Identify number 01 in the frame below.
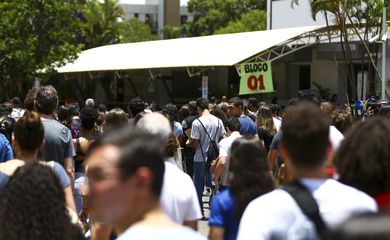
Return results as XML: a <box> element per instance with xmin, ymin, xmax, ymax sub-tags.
<box><xmin>247</xmin><ymin>75</ymin><xmax>265</xmax><ymax>91</ymax></box>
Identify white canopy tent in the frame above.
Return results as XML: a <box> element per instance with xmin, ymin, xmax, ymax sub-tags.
<box><xmin>57</xmin><ymin>25</ymin><xmax>336</xmax><ymax>77</ymax></box>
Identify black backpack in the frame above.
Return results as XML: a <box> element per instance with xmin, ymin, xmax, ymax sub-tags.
<box><xmin>197</xmin><ymin>119</ymin><xmax>220</xmax><ymax>168</ymax></box>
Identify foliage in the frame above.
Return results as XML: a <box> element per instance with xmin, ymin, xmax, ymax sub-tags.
<box><xmin>312</xmin><ymin>82</ymin><xmax>331</xmax><ymax>100</ymax></box>
<box><xmin>119</xmin><ymin>19</ymin><xmax>158</xmax><ymax>43</ymax></box>
<box><xmin>0</xmin><ymin>0</ymin><xmax>83</xmax><ymax>97</ymax></box>
<box><xmin>216</xmin><ymin>10</ymin><xmax>266</xmax><ymax>34</ymax></box>
<box><xmin>187</xmin><ymin>0</ymin><xmax>267</xmax><ymax>36</ymax></box>
<box><xmin>162</xmin><ymin>26</ymin><xmax>182</xmax><ymax>39</ymax></box>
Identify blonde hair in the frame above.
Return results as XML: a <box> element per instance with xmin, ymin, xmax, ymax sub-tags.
<box><xmin>256</xmin><ymin>106</ymin><xmax>276</xmax><ymax>135</ymax></box>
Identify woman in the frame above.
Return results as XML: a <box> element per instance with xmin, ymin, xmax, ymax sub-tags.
<box><xmin>0</xmin><ymin>112</ymin><xmax>76</xmax><ymax>212</ymax></box>
<box><xmin>0</xmin><ymin>163</ymin><xmax>83</xmax><ymax>240</ymax></box>
<box><xmin>335</xmin><ymin>117</ymin><xmax>390</xmax><ymax>210</ymax></box>
<box><xmin>103</xmin><ymin>108</ymin><xmax>128</xmax><ymax>132</ymax></box>
<box><xmin>73</xmin><ymin>107</ymin><xmax>99</xmax><ymax>214</ymax></box>
<box><xmin>256</xmin><ymin>106</ymin><xmax>277</xmax><ymax>151</ymax></box>
<box><xmin>208</xmin><ymin>137</ymin><xmax>274</xmax><ymax>240</ymax></box>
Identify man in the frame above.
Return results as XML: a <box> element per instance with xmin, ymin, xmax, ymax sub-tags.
<box><xmin>86</xmin><ymin>128</ymin><xmax>205</xmax><ymax>240</ymax></box>
<box><xmin>127</xmin><ymin>96</ymin><xmax>145</xmax><ymax>125</ymax></box>
<box><xmin>181</xmin><ymin>101</ymin><xmax>198</xmax><ymax>177</ymax></box>
<box><xmin>187</xmin><ymin>98</ymin><xmax>225</xmax><ymax>217</ymax></box>
<box><xmin>137</xmin><ymin>113</ymin><xmax>202</xmax><ymax>230</ymax></box>
<box><xmin>247</xmin><ymin>97</ymin><xmax>259</xmax><ymax>122</ymax></box>
<box><xmin>237</xmin><ymin>102</ymin><xmax>377</xmax><ymax>240</ymax></box>
<box><xmin>213</xmin><ymin>118</ymin><xmax>241</xmax><ymax>190</ymax></box>
<box><xmin>85</xmin><ymin>98</ymin><xmax>95</xmax><ymax>108</ymax></box>
<box><xmin>227</xmin><ymin>97</ymin><xmax>257</xmax><ymax>136</ymax></box>
<box><xmin>35</xmin><ymin>86</ymin><xmax>75</xmax><ymax>182</ymax></box>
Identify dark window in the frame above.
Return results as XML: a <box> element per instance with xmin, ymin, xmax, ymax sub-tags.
<box><xmin>299</xmin><ymin>65</ymin><xmax>311</xmax><ymax>90</ymax></box>
<box><xmin>134</xmin><ymin>13</ymin><xmax>139</xmax><ymax>19</ymax></box>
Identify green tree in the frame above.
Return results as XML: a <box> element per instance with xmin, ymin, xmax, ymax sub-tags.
<box><xmin>215</xmin><ymin>10</ymin><xmax>266</xmax><ymax>34</ymax></box>
<box><xmin>119</xmin><ymin>19</ymin><xmax>159</xmax><ymax>43</ymax></box>
<box><xmin>162</xmin><ymin>26</ymin><xmax>182</xmax><ymax>39</ymax></box>
<box><xmin>0</xmin><ymin>0</ymin><xmax>83</xmax><ymax>98</ymax></box>
<box><xmin>187</xmin><ymin>0</ymin><xmax>267</xmax><ymax>36</ymax></box>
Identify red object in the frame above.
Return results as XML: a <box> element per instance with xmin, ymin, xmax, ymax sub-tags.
<box><xmin>374</xmin><ymin>193</ymin><xmax>390</xmax><ymax>210</ymax></box>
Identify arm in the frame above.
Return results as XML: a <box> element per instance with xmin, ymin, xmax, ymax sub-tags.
<box><xmin>186</xmin><ymin>138</ymin><xmax>199</xmax><ymax>148</ymax></box>
<box><xmin>183</xmin><ymin>220</ymin><xmax>198</xmax><ymax>231</ymax></box>
<box><xmin>213</xmin><ymin>157</ymin><xmax>227</xmax><ymax>190</ymax></box>
<box><xmin>209</xmin><ymin>226</ymin><xmax>225</xmax><ymax>240</ymax></box>
<box><xmin>64</xmin><ymin>157</ymin><xmax>75</xmax><ymax>188</ymax></box>
<box><xmin>64</xmin><ymin>185</ymin><xmax>76</xmax><ymax>213</ymax></box>
<box><xmin>91</xmin><ymin>222</ymin><xmax>113</xmax><ymax>240</ymax></box>
<box><xmin>267</xmin><ymin>149</ymin><xmax>277</xmax><ymax>172</ymax></box>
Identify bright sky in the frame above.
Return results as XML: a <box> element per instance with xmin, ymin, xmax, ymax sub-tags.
<box><xmin>119</xmin><ymin>0</ymin><xmax>189</xmax><ymax>6</ymax></box>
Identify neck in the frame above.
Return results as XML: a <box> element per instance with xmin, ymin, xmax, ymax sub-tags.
<box><xmin>80</xmin><ymin>128</ymin><xmax>95</xmax><ymax>139</ymax></box>
<box><xmin>201</xmin><ymin>109</ymin><xmax>210</xmax><ymax>116</ymax></box>
<box><xmin>40</xmin><ymin>113</ymin><xmax>54</xmax><ymax>120</ymax></box>
<box><xmin>114</xmin><ymin>200</ymin><xmax>160</xmax><ymax>235</ymax></box>
<box><xmin>17</xmin><ymin>151</ymin><xmax>39</xmax><ymax>163</ymax></box>
<box><xmin>289</xmin><ymin>166</ymin><xmax>327</xmax><ymax>181</ymax></box>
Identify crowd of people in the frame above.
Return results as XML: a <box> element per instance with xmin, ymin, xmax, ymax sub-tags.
<box><xmin>0</xmin><ymin>85</ymin><xmax>389</xmax><ymax>240</ymax></box>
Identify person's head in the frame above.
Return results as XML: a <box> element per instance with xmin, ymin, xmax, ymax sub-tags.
<box><xmin>297</xmin><ymin>89</ymin><xmax>322</xmax><ymax>106</ymax></box>
<box><xmin>321</xmin><ymin>101</ymin><xmax>335</xmax><ymax>119</ymax></box>
<box><xmin>13</xmin><ymin>112</ymin><xmax>44</xmax><ymax>157</ymax></box>
<box><xmin>280</xmin><ymin>102</ymin><xmax>330</xmax><ymax>173</ymax></box>
<box><xmin>57</xmin><ymin>105</ymin><xmax>73</xmax><ymax>126</ymax></box>
<box><xmin>330</xmin><ymin>212</ymin><xmax>390</xmax><ymax>240</ymax></box>
<box><xmin>227</xmin><ymin>97</ymin><xmax>243</xmax><ymax>117</ymax></box>
<box><xmin>378</xmin><ymin>105</ymin><xmax>390</xmax><ymax>118</ymax></box>
<box><xmin>136</xmin><ymin>112</ymin><xmax>172</xmax><ymax>144</ymax></box>
<box><xmin>35</xmin><ymin>85</ymin><xmax>58</xmax><ymax>115</ymax></box>
<box><xmin>210</xmin><ymin>96</ymin><xmax>217</xmax><ymax>104</ymax></box>
<box><xmin>211</xmin><ymin>107</ymin><xmax>228</xmax><ymax>125</ymax></box>
<box><xmin>229</xmin><ymin>137</ymin><xmax>274</xmax><ymax>220</ymax></box>
<box><xmin>225</xmin><ymin>117</ymin><xmax>240</xmax><ymax>134</ymax></box>
<box><xmin>221</xmin><ymin>96</ymin><xmax>227</xmax><ymax>102</ymax></box>
<box><xmin>80</xmin><ymin>107</ymin><xmax>99</xmax><ymax>130</ymax></box>
<box><xmin>188</xmin><ymin>101</ymin><xmax>198</xmax><ymax>115</ymax></box>
<box><xmin>196</xmin><ymin>98</ymin><xmax>209</xmax><ymax>113</ymax></box>
<box><xmin>248</xmin><ymin>97</ymin><xmax>259</xmax><ymax>112</ymax></box>
<box><xmin>86</xmin><ymin>128</ymin><xmax>165</xmax><ymax>226</ymax></box>
<box><xmin>0</xmin><ymin>163</ymin><xmax>82</xmax><ymax>240</ymax></box>
<box><xmin>331</xmin><ymin>107</ymin><xmax>354</xmax><ymax>134</ymax></box>
<box><xmin>256</xmin><ymin>106</ymin><xmax>276</xmax><ymax>135</ymax></box>
<box><xmin>0</xmin><ymin>117</ymin><xmax>15</xmax><ymax>144</ymax></box>
<box><xmin>103</xmin><ymin>108</ymin><xmax>128</xmax><ymax>132</ymax></box>
<box><xmin>334</xmin><ymin>117</ymin><xmax>390</xmax><ymax>197</ymax></box>
<box><xmin>161</xmin><ymin>103</ymin><xmax>178</xmax><ymax>122</ymax></box>
<box><xmin>24</xmin><ymin>87</ymin><xmax>39</xmax><ymax>112</ymax></box>
<box><xmin>128</xmin><ymin>97</ymin><xmax>145</xmax><ymax>118</ymax></box>
<box><xmin>179</xmin><ymin>104</ymin><xmax>190</xmax><ymax>122</ymax></box>
<box><xmin>165</xmin><ymin>133</ymin><xmax>180</xmax><ymax>158</ymax></box>
<box><xmin>269</xmin><ymin>103</ymin><xmax>280</xmax><ymax>117</ymax></box>
<box><xmin>10</xmin><ymin>97</ymin><xmax>22</xmax><ymax>108</ymax></box>
<box><xmin>85</xmin><ymin>98</ymin><xmax>95</xmax><ymax>108</ymax></box>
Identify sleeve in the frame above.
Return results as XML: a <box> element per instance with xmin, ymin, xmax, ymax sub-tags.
<box><xmin>269</xmin><ymin>131</ymin><xmax>282</xmax><ymax>150</ymax></box>
<box><xmin>184</xmin><ymin>177</ymin><xmax>203</xmax><ymax>221</ymax></box>
<box><xmin>52</xmin><ymin>162</ymin><xmax>71</xmax><ymax>188</ymax></box>
<box><xmin>190</xmin><ymin>121</ymin><xmax>200</xmax><ymax>140</ymax></box>
<box><xmin>208</xmin><ymin>195</ymin><xmax>225</xmax><ymax>227</ymax></box>
<box><xmin>5</xmin><ymin>138</ymin><xmax>13</xmax><ymax>161</ymax></box>
<box><xmin>219</xmin><ymin>119</ymin><xmax>226</xmax><ymax>137</ymax></box>
<box><xmin>218</xmin><ymin>140</ymin><xmax>228</xmax><ymax>158</ymax></box>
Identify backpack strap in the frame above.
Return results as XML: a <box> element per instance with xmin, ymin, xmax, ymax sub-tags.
<box><xmin>282</xmin><ymin>181</ymin><xmax>329</xmax><ymax>239</ymax></box>
<box><xmin>196</xmin><ymin>118</ymin><xmax>220</xmax><ymax>164</ymax></box>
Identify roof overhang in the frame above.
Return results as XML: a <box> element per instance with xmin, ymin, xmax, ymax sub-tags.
<box><xmin>56</xmin><ymin>25</ymin><xmax>363</xmax><ymax>77</ymax></box>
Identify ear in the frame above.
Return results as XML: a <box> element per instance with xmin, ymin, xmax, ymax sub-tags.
<box><xmin>131</xmin><ymin>167</ymin><xmax>154</xmax><ymax>194</ymax></box>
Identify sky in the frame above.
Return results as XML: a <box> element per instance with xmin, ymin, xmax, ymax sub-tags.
<box><xmin>119</xmin><ymin>0</ymin><xmax>189</xmax><ymax>6</ymax></box>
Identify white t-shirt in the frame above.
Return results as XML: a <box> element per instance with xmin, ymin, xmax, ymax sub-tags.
<box><xmin>218</xmin><ymin>132</ymin><xmax>242</xmax><ymax>186</ymax></box>
<box><xmin>329</xmin><ymin>125</ymin><xmax>344</xmax><ymax>151</ymax></box>
<box><xmin>160</xmin><ymin>159</ymin><xmax>202</xmax><ymax>224</ymax></box>
<box><xmin>237</xmin><ymin>179</ymin><xmax>377</xmax><ymax>240</ymax></box>
<box><xmin>191</xmin><ymin>114</ymin><xmax>225</xmax><ymax>163</ymax></box>
<box><xmin>117</xmin><ymin>225</ymin><xmax>206</xmax><ymax>240</ymax></box>
<box><xmin>273</xmin><ymin>117</ymin><xmax>282</xmax><ymax>132</ymax></box>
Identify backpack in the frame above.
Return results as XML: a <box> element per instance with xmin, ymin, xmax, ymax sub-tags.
<box><xmin>197</xmin><ymin>119</ymin><xmax>220</xmax><ymax>168</ymax></box>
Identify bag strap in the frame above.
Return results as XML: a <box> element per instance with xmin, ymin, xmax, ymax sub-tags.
<box><xmin>282</xmin><ymin>181</ymin><xmax>328</xmax><ymax>239</ymax></box>
<box><xmin>196</xmin><ymin>118</ymin><xmax>220</xmax><ymax>164</ymax></box>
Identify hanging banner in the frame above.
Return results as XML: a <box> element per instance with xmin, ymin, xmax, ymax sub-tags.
<box><xmin>202</xmin><ymin>75</ymin><xmax>208</xmax><ymax>98</ymax></box>
<box><xmin>239</xmin><ymin>61</ymin><xmax>274</xmax><ymax>95</ymax></box>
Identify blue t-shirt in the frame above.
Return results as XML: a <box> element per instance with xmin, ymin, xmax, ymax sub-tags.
<box><xmin>209</xmin><ymin>188</ymin><xmax>238</xmax><ymax>240</ymax></box>
<box><xmin>238</xmin><ymin>116</ymin><xmax>257</xmax><ymax>136</ymax></box>
<box><xmin>0</xmin><ymin>133</ymin><xmax>13</xmax><ymax>163</ymax></box>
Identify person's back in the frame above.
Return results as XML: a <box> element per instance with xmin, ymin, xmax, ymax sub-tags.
<box><xmin>237</xmin><ymin>102</ymin><xmax>377</xmax><ymax>240</ymax></box>
<box><xmin>117</xmin><ymin>225</ymin><xmax>205</xmax><ymax>240</ymax></box>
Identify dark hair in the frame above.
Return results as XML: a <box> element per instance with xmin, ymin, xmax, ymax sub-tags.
<box><xmin>330</xmin><ymin>212</ymin><xmax>390</xmax><ymax>240</ymax></box>
<box><xmin>128</xmin><ymin>97</ymin><xmax>145</xmax><ymax>117</ymax></box>
<box><xmin>334</xmin><ymin>117</ymin><xmax>390</xmax><ymax>197</ymax></box>
<box><xmin>0</xmin><ymin>117</ymin><xmax>15</xmax><ymax>144</ymax></box>
<box><xmin>165</xmin><ymin>133</ymin><xmax>179</xmax><ymax>157</ymax></box>
<box><xmin>35</xmin><ymin>86</ymin><xmax>58</xmax><ymax>115</ymax></box>
<box><xmin>97</xmin><ymin>104</ymin><xmax>107</xmax><ymax>112</ymax></box>
<box><xmin>0</xmin><ymin>164</ymin><xmax>83</xmax><ymax>240</ymax></box>
<box><xmin>196</xmin><ymin>98</ymin><xmax>209</xmax><ymax>111</ymax></box>
<box><xmin>90</xmin><ymin>127</ymin><xmax>165</xmax><ymax>198</ymax></box>
<box><xmin>11</xmin><ymin>97</ymin><xmax>22</xmax><ymax>108</ymax></box>
<box><xmin>57</xmin><ymin>105</ymin><xmax>73</xmax><ymax>126</ymax></box>
<box><xmin>230</xmin><ymin>137</ymin><xmax>274</xmax><ymax>220</ymax></box>
<box><xmin>297</xmin><ymin>89</ymin><xmax>322</xmax><ymax>106</ymax></box>
<box><xmin>103</xmin><ymin>108</ymin><xmax>128</xmax><ymax>132</ymax></box>
<box><xmin>248</xmin><ymin>98</ymin><xmax>259</xmax><ymax>109</ymax></box>
<box><xmin>188</xmin><ymin>101</ymin><xmax>197</xmax><ymax>114</ymax></box>
<box><xmin>225</xmin><ymin>117</ymin><xmax>240</xmax><ymax>132</ymax></box>
<box><xmin>161</xmin><ymin>103</ymin><xmax>178</xmax><ymax>122</ymax></box>
<box><xmin>179</xmin><ymin>104</ymin><xmax>190</xmax><ymax>122</ymax></box>
<box><xmin>228</xmin><ymin>97</ymin><xmax>243</xmax><ymax>108</ymax></box>
<box><xmin>378</xmin><ymin>105</ymin><xmax>390</xmax><ymax>118</ymax></box>
<box><xmin>281</xmin><ymin>102</ymin><xmax>330</xmax><ymax>168</ymax></box>
<box><xmin>212</xmin><ymin>107</ymin><xmax>228</xmax><ymax>125</ymax></box>
<box><xmin>24</xmin><ymin>87</ymin><xmax>39</xmax><ymax>112</ymax></box>
<box><xmin>80</xmin><ymin>107</ymin><xmax>99</xmax><ymax>130</ymax></box>
<box><xmin>14</xmin><ymin>112</ymin><xmax>44</xmax><ymax>154</ymax></box>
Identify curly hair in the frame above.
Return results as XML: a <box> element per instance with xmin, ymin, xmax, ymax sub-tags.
<box><xmin>229</xmin><ymin>137</ymin><xmax>274</xmax><ymax>220</ymax></box>
<box><xmin>162</xmin><ymin>103</ymin><xmax>178</xmax><ymax>122</ymax></box>
<box><xmin>334</xmin><ymin>117</ymin><xmax>390</xmax><ymax>197</ymax></box>
<box><xmin>331</xmin><ymin>107</ymin><xmax>354</xmax><ymax>134</ymax></box>
<box><xmin>0</xmin><ymin>164</ymin><xmax>82</xmax><ymax>240</ymax></box>
<box><xmin>80</xmin><ymin>107</ymin><xmax>99</xmax><ymax>130</ymax></box>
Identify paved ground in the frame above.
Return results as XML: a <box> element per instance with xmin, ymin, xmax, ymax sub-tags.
<box><xmin>198</xmin><ymin>193</ymin><xmax>211</xmax><ymax>237</ymax></box>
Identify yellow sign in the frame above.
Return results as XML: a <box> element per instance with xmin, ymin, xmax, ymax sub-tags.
<box><xmin>239</xmin><ymin>61</ymin><xmax>274</xmax><ymax>95</ymax></box>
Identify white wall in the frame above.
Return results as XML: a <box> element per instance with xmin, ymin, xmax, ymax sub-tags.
<box><xmin>268</xmin><ymin>0</ymin><xmax>328</xmax><ymax>29</ymax></box>
<box><xmin>311</xmin><ymin>50</ymin><xmax>338</xmax><ymax>96</ymax></box>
